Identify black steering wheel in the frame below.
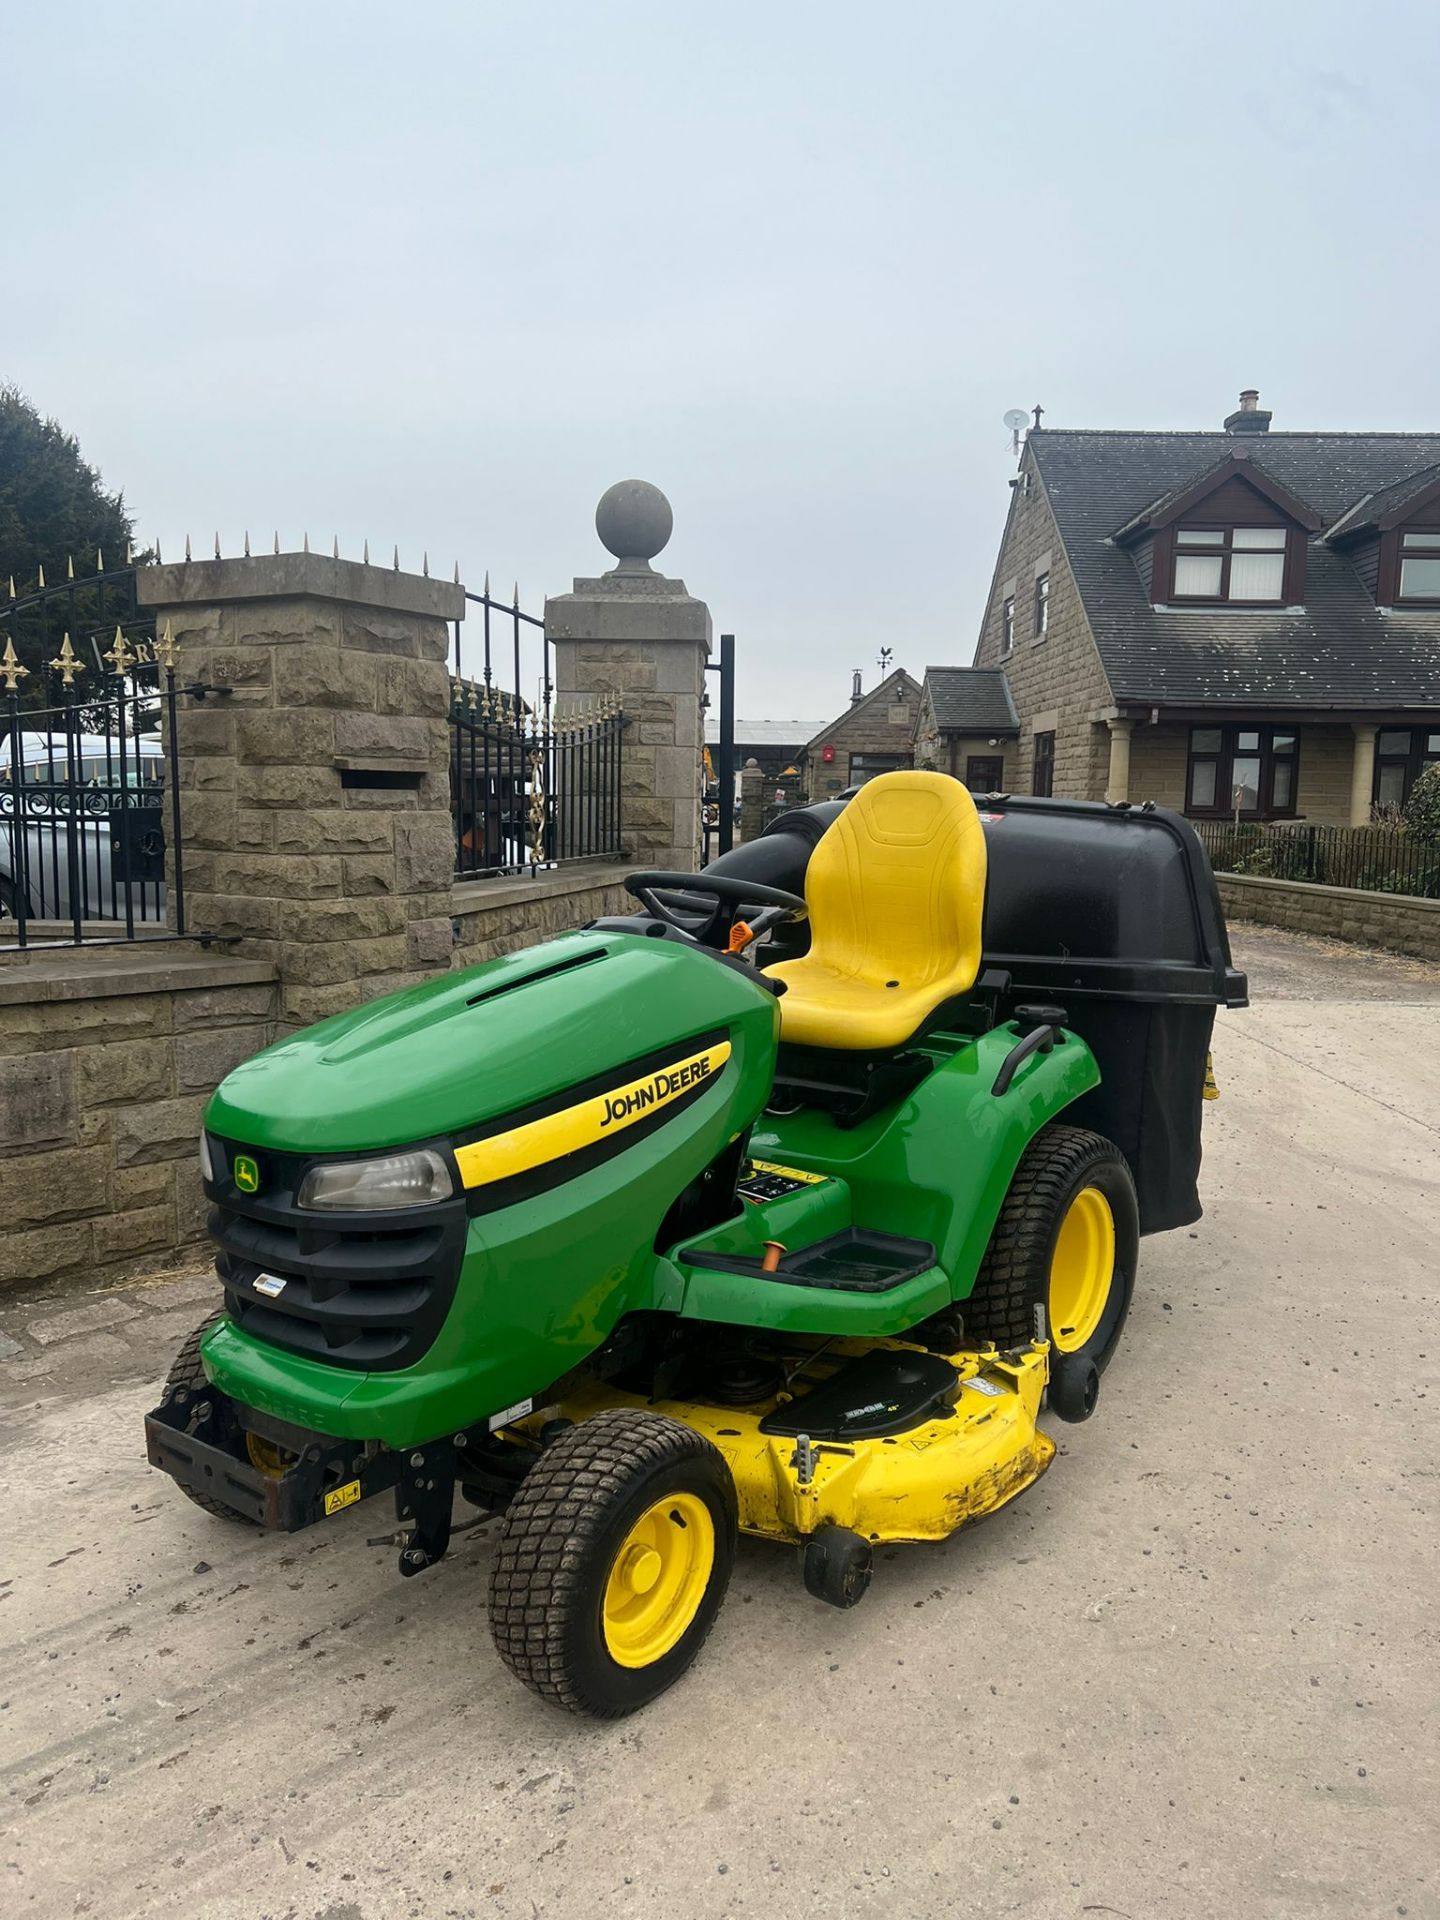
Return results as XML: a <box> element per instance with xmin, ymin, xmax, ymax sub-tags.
<box><xmin>625</xmin><ymin>871</ymin><xmax>808</xmax><ymax>947</ymax></box>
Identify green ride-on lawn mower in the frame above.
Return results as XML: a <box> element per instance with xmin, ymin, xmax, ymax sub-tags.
<box><xmin>146</xmin><ymin>771</ymin><xmax>1245</xmax><ymax>1716</ymax></box>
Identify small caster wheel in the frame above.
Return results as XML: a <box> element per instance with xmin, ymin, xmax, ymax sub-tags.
<box><xmin>1049</xmin><ymin>1354</ymin><xmax>1100</xmax><ymax>1423</ymax></box>
<box><xmin>802</xmin><ymin>1525</ymin><xmax>873</xmax><ymax>1609</ymax></box>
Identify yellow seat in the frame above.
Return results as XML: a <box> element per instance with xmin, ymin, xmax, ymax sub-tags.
<box><xmin>767</xmin><ymin>771</ymin><xmax>987</xmax><ymax>1052</ymax></box>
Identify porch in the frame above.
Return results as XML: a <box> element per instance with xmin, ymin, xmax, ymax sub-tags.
<box><xmin>1105</xmin><ymin>715</ymin><xmax>1440</xmax><ymax>827</ymax></box>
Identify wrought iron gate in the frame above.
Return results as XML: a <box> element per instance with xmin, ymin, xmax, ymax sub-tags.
<box><xmin>450</xmin><ymin>583</ymin><xmax>627</xmax><ymax>878</ymax></box>
<box><xmin>1</xmin><ymin>561</ymin><xmax>190</xmax><ymax>946</ymax></box>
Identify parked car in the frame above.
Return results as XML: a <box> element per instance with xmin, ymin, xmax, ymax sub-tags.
<box><xmin>0</xmin><ymin>731</ymin><xmax>166</xmax><ymax>924</ymax></box>
<box><xmin>0</xmin><ymin>730</ymin><xmax>165</xmax><ymax>814</ymax></box>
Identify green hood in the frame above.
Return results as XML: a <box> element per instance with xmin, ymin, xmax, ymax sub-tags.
<box><xmin>205</xmin><ymin>929</ymin><xmax>779</xmax><ymax>1155</ymax></box>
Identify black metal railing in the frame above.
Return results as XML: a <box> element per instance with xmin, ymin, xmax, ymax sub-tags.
<box><xmin>1196</xmin><ymin>819</ymin><xmax>1440</xmax><ymax>899</ymax></box>
<box><xmin>0</xmin><ymin>558</ymin><xmax>203</xmax><ymax>947</ymax></box>
<box><xmin>1</xmin><ymin>628</ymin><xmax>188</xmax><ymax>945</ymax></box>
<box><xmin>449</xmin><ymin>585</ymin><xmax>625</xmax><ymax>877</ymax></box>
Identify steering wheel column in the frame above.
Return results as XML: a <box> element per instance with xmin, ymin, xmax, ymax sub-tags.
<box><xmin>624</xmin><ymin>872</ymin><xmax>808</xmax><ymax>951</ymax></box>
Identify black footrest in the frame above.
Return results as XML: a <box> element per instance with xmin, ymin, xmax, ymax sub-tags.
<box><xmin>689</xmin><ymin>1229</ymin><xmax>936</xmax><ymax>1294</ymax></box>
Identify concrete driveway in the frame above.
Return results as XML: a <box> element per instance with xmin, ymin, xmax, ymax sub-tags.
<box><xmin>2</xmin><ymin>926</ymin><xmax>1437</xmax><ymax>1920</ymax></box>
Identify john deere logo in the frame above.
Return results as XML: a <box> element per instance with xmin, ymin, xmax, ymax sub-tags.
<box><xmin>234</xmin><ymin>1154</ymin><xmax>260</xmax><ymax>1194</ymax></box>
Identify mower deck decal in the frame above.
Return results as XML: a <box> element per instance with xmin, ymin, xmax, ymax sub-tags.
<box><xmin>455</xmin><ymin>1041</ymin><xmax>732</xmax><ymax>1190</ymax></box>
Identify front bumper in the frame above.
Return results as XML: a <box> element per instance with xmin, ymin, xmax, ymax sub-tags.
<box><xmin>144</xmin><ymin>1378</ymin><xmax>459</xmax><ymax>1569</ymax></box>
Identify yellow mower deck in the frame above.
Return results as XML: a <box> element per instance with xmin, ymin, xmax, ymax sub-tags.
<box><xmin>538</xmin><ymin>1339</ymin><xmax>1054</xmax><ymax>1548</ymax></box>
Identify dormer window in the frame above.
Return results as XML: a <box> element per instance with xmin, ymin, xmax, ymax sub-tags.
<box><xmin>1397</xmin><ymin>529</ymin><xmax>1440</xmax><ymax>601</ymax></box>
<box><xmin>1172</xmin><ymin>525</ymin><xmax>1288</xmax><ymax>602</ymax></box>
<box><xmin>1114</xmin><ymin>452</ymin><xmax>1319</xmax><ymax>606</ymax></box>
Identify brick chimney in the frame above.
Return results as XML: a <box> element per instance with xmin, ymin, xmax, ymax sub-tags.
<box><xmin>1224</xmin><ymin>388</ymin><xmax>1273</xmax><ymax>434</ymax></box>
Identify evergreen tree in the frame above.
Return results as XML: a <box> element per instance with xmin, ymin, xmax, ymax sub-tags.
<box><xmin>1403</xmin><ymin>762</ymin><xmax>1440</xmax><ymax>844</ymax></box>
<box><xmin>0</xmin><ymin>384</ymin><xmax>135</xmax><ymax>591</ymax></box>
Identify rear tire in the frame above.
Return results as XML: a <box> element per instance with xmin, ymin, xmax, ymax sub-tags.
<box><xmin>161</xmin><ymin>1313</ymin><xmax>262</xmax><ymax>1525</ymax></box>
<box><xmin>488</xmin><ymin>1407</ymin><xmax>737</xmax><ymax>1717</ymax></box>
<box><xmin>963</xmin><ymin>1125</ymin><xmax>1138</xmax><ymax>1377</ymax></box>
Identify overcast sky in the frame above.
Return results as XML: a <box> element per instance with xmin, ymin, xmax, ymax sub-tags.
<box><xmin>8</xmin><ymin>0</ymin><xmax>1438</xmax><ymax>716</ymax></box>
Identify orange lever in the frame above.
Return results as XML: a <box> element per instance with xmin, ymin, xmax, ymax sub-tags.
<box><xmin>761</xmin><ymin>1240</ymin><xmax>786</xmax><ymax>1274</ymax></box>
<box><xmin>727</xmin><ymin>920</ymin><xmax>756</xmax><ymax>955</ymax></box>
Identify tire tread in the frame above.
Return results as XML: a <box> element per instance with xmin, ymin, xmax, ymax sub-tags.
<box><xmin>488</xmin><ymin>1408</ymin><xmax>732</xmax><ymax>1717</ymax></box>
<box><xmin>964</xmin><ymin>1125</ymin><xmax>1132</xmax><ymax>1354</ymax></box>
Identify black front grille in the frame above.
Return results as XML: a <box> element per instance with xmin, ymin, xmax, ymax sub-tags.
<box><xmin>205</xmin><ymin>1136</ymin><xmax>468</xmax><ymax>1372</ymax></box>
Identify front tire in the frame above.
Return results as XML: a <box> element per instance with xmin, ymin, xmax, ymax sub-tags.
<box><xmin>964</xmin><ymin>1125</ymin><xmax>1138</xmax><ymax>1377</ymax></box>
<box><xmin>488</xmin><ymin>1408</ymin><xmax>737</xmax><ymax>1717</ymax></box>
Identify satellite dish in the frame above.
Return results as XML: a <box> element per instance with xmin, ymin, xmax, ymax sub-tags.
<box><xmin>1002</xmin><ymin>409</ymin><xmax>1028</xmax><ymax>431</ymax></box>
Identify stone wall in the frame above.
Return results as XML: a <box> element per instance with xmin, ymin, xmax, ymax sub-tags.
<box><xmin>971</xmin><ymin>466</ymin><xmax>1115</xmax><ymax>800</ymax></box>
<box><xmin>452</xmin><ymin>865</ymin><xmax>631</xmax><ymax>962</ymax></box>
<box><xmin>1217</xmin><ymin>873</ymin><xmax>1440</xmax><ymax>960</ymax></box>
<box><xmin>0</xmin><ymin>950</ymin><xmax>276</xmax><ymax>1292</ymax></box>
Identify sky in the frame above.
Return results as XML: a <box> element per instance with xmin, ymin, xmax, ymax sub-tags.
<box><xmin>6</xmin><ymin>0</ymin><xmax>1438</xmax><ymax>718</ymax></box>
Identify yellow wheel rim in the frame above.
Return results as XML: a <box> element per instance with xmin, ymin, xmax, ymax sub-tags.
<box><xmin>602</xmin><ymin>1493</ymin><xmax>715</xmax><ymax>1670</ymax></box>
<box><xmin>1048</xmin><ymin>1185</ymin><xmax>1116</xmax><ymax>1353</ymax></box>
<box><xmin>245</xmin><ymin>1432</ymin><xmax>295</xmax><ymax>1479</ymax></box>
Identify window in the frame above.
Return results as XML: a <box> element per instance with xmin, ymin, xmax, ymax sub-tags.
<box><xmin>1001</xmin><ymin>596</ymin><xmax>1015</xmax><ymax>655</ymax></box>
<box><xmin>848</xmin><ymin>753</ymin><xmax>906</xmax><ymax>785</ymax></box>
<box><xmin>1373</xmin><ymin>729</ymin><xmax>1440</xmax><ymax>808</ymax></box>
<box><xmin>1172</xmin><ymin>525</ymin><xmax>1288</xmax><ymax>602</ymax></box>
<box><xmin>965</xmin><ymin>755</ymin><xmax>1004</xmax><ymax>793</ymax></box>
<box><xmin>1033</xmin><ymin>572</ymin><xmax>1050</xmax><ymax>639</ymax></box>
<box><xmin>1397</xmin><ymin>530</ymin><xmax>1440</xmax><ymax>602</ymax></box>
<box><xmin>1186</xmin><ymin>725</ymin><xmax>1299</xmax><ymax>817</ymax></box>
<box><xmin>1032</xmin><ymin>731</ymin><xmax>1055</xmax><ymax>797</ymax></box>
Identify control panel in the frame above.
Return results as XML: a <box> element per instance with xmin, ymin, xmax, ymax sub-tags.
<box><xmin>736</xmin><ymin>1159</ymin><xmax>829</xmax><ymax>1203</ymax></box>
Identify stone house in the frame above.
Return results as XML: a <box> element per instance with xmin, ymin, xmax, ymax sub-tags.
<box><xmin>912</xmin><ymin>666</ymin><xmax>1019</xmax><ymax>790</ymax></box>
<box><xmin>945</xmin><ymin>393</ymin><xmax>1440</xmax><ymax>825</ymax></box>
<box><xmin>801</xmin><ymin>668</ymin><xmax>922</xmax><ymax>801</ymax></box>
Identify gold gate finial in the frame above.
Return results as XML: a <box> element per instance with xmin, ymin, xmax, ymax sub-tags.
<box><xmin>49</xmin><ymin>633</ymin><xmax>85</xmax><ymax>687</ymax></box>
<box><xmin>104</xmin><ymin>626</ymin><xmax>137</xmax><ymax>677</ymax></box>
<box><xmin>153</xmin><ymin>621</ymin><xmax>179</xmax><ymax>670</ymax></box>
<box><xmin>0</xmin><ymin>636</ymin><xmax>30</xmax><ymax>692</ymax></box>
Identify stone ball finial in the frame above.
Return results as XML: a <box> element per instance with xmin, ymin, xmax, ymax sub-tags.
<box><xmin>596</xmin><ymin>479</ymin><xmax>673</xmax><ymax>573</ymax></box>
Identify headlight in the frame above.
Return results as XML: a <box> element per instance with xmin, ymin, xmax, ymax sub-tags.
<box><xmin>199</xmin><ymin>1130</ymin><xmax>214</xmax><ymax>1183</ymax></box>
<box><xmin>296</xmin><ymin>1147</ymin><xmax>454</xmax><ymax>1211</ymax></box>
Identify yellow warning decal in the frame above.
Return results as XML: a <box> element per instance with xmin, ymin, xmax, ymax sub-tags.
<box><xmin>1202</xmin><ymin>1052</ymin><xmax>1220</xmax><ymax>1101</ymax></box>
<box><xmin>748</xmin><ymin>1159</ymin><xmax>828</xmax><ymax>1185</ymax></box>
<box><xmin>324</xmin><ymin>1479</ymin><xmax>361</xmax><ymax>1516</ymax></box>
<box><xmin>455</xmin><ymin>1041</ymin><xmax>732</xmax><ymax>1190</ymax></box>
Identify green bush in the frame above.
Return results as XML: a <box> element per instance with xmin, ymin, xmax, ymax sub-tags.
<box><xmin>1402</xmin><ymin>763</ymin><xmax>1440</xmax><ymax>844</ymax></box>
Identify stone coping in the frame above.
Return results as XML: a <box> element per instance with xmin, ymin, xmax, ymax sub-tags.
<box><xmin>0</xmin><ymin>942</ymin><xmax>277</xmax><ymax>1006</ymax></box>
<box><xmin>451</xmin><ymin>862</ymin><xmax>632</xmax><ymax>916</ymax></box>
<box><xmin>1218</xmin><ymin>873</ymin><xmax>1440</xmax><ymax>912</ymax></box>
<box><xmin>137</xmin><ymin>553</ymin><xmax>464</xmax><ymax>621</ymax></box>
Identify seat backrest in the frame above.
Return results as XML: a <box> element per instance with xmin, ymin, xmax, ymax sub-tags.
<box><xmin>803</xmin><ymin>770</ymin><xmax>987</xmax><ymax>995</ymax></box>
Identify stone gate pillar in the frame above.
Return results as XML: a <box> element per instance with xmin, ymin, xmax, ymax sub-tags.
<box><xmin>137</xmin><ymin>551</ymin><xmax>463</xmax><ymax>1028</ymax></box>
<box><xmin>545</xmin><ymin>481</ymin><xmax>710</xmax><ymax>874</ymax></box>
<box><xmin>740</xmin><ymin>758</ymin><xmax>765</xmax><ymax>844</ymax></box>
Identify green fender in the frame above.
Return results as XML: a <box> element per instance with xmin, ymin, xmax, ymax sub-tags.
<box><xmin>677</xmin><ymin>1023</ymin><xmax>1101</xmax><ymax>1335</ymax></box>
